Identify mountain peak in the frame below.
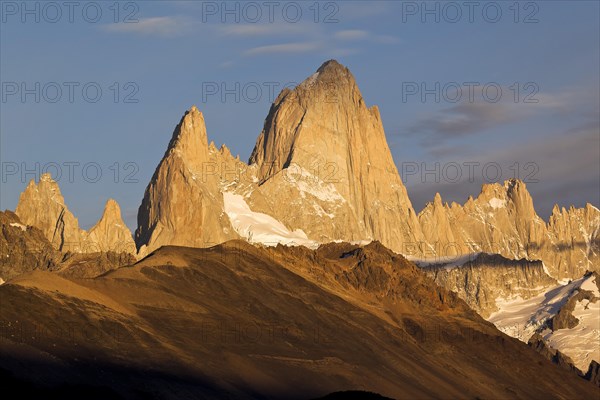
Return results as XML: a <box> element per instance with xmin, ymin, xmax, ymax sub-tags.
<box><xmin>250</xmin><ymin>60</ymin><xmax>372</xmax><ymax>179</ymax></box>
<box><xmin>88</xmin><ymin>198</ymin><xmax>136</xmax><ymax>254</ymax></box>
<box><xmin>318</xmin><ymin>59</ymin><xmax>343</xmax><ymax>69</ymax></box>
<box><xmin>314</xmin><ymin>59</ymin><xmax>357</xmax><ymax>89</ymax></box>
<box><xmin>21</xmin><ymin>173</ymin><xmax>63</xmax><ymax>204</ymax></box>
<box><xmin>40</xmin><ymin>172</ymin><xmax>55</xmax><ymax>183</ymax></box>
<box><xmin>164</xmin><ymin>106</ymin><xmax>210</xmax><ymax>168</ymax></box>
<box><xmin>15</xmin><ymin>173</ymin><xmax>83</xmax><ymax>251</ymax></box>
<box><xmin>135</xmin><ymin>107</ymin><xmax>237</xmax><ymax>255</ymax></box>
<box><xmin>246</xmin><ymin>60</ymin><xmax>424</xmax><ymax>251</ymax></box>
<box><xmin>504</xmin><ymin>178</ymin><xmax>526</xmax><ymax>192</ymax></box>
<box><xmin>478</xmin><ymin>179</ymin><xmax>529</xmax><ymax>201</ymax></box>
<box><xmin>36</xmin><ymin>173</ymin><xmax>62</xmax><ymax>195</ymax></box>
<box><xmin>102</xmin><ymin>198</ymin><xmax>121</xmax><ymax>218</ymax></box>
<box><xmin>294</xmin><ymin>60</ymin><xmax>358</xmax><ymax>98</ymax></box>
<box><xmin>316</xmin><ymin>59</ymin><xmax>350</xmax><ymax>76</ymax></box>
<box><xmin>503</xmin><ymin>179</ymin><xmax>534</xmax><ymax>205</ymax></box>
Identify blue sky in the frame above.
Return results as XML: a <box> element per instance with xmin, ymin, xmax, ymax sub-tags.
<box><xmin>1</xmin><ymin>1</ymin><xmax>599</xmax><ymax>230</ymax></box>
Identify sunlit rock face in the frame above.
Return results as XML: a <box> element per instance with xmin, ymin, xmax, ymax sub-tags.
<box><xmin>418</xmin><ymin>180</ymin><xmax>599</xmax><ymax>280</ymax></box>
<box><xmin>16</xmin><ymin>173</ymin><xmax>135</xmax><ymax>256</ymax></box>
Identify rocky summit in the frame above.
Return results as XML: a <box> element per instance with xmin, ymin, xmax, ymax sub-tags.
<box><xmin>247</xmin><ymin>60</ymin><xmax>424</xmax><ymax>248</ymax></box>
<box><xmin>15</xmin><ymin>173</ymin><xmax>85</xmax><ymax>252</ymax></box>
<box><xmin>134</xmin><ymin>106</ymin><xmax>239</xmax><ymax>256</ymax></box>
<box><xmin>134</xmin><ymin>60</ymin><xmax>424</xmax><ymax>256</ymax></box>
<box><xmin>418</xmin><ymin>180</ymin><xmax>600</xmax><ymax>280</ymax></box>
<box><xmin>15</xmin><ymin>173</ymin><xmax>136</xmax><ymax>256</ymax></box>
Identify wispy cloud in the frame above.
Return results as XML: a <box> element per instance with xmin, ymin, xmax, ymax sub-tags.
<box><xmin>490</xmin><ymin>122</ymin><xmax>599</xmax><ymax>191</ymax></box>
<box><xmin>218</xmin><ymin>23</ymin><xmax>310</xmax><ymax>36</ymax></box>
<box><xmin>406</xmin><ymin>87</ymin><xmax>577</xmax><ymax>145</ymax></box>
<box><xmin>334</xmin><ymin>29</ymin><xmax>400</xmax><ymax>44</ymax></box>
<box><xmin>102</xmin><ymin>12</ymin><xmax>399</xmax><ymax>59</ymax></box>
<box><xmin>241</xmin><ymin>27</ymin><xmax>397</xmax><ymax>58</ymax></box>
<box><xmin>243</xmin><ymin>42</ymin><xmax>321</xmax><ymax>56</ymax></box>
<box><xmin>406</xmin><ymin>127</ymin><xmax>600</xmax><ymax>217</ymax></box>
<box><xmin>102</xmin><ymin>16</ymin><xmax>197</xmax><ymax>37</ymax></box>
<box><xmin>334</xmin><ymin>30</ymin><xmax>369</xmax><ymax>40</ymax></box>
<box><xmin>409</xmin><ymin>102</ymin><xmax>523</xmax><ymax>138</ymax></box>
<box><xmin>404</xmin><ymin>86</ymin><xmax>599</xmax><ymax>217</ymax></box>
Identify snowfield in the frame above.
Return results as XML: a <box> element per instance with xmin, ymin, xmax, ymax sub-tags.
<box><xmin>543</xmin><ymin>276</ymin><xmax>600</xmax><ymax>371</ymax></box>
<box><xmin>223</xmin><ymin>192</ymin><xmax>319</xmax><ymax>249</ymax></box>
<box><xmin>488</xmin><ymin>197</ymin><xmax>506</xmax><ymax>209</ymax></box>
<box><xmin>488</xmin><ymin>274</ymin><xmax>600</xmax><ymax>371</ymax></box>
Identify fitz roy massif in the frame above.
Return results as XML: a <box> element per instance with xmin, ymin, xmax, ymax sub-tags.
<box><xmin>1</xmin><ymin>61</ymin><xmax>599</xmax><ymax>399</ymax></box>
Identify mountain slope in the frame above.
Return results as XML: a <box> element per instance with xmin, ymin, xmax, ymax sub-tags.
<box><xmin>0</xmin><ymin>210</ymin><xmax>61</xmax><ymax>281</ymax></box>
<box><xmin>0</xmin><ymin>241</ymin><xmax>597</xmax><ymax>399</ymax></box>
<box><xmin>489</xmin><ymin>271</ymin><xmax>600</xmax><ymax>371</ymax></box>
<box><xmin>414</xmin><ymin>252</ymin><xmax>557</xmax><ymax>318</ymax></box>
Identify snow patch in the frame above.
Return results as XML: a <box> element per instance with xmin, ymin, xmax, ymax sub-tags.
<box><xmin>351</xmin><ymin>239</ymin><xmax>373</xmax><ymax>246</ymax></box>
<box><xmin>333</xmin><ymin>239</ymin><xmax>373</xmax><ymax>246</ymax></box>
<box><xmin>488</xmin><ymin>274</ymin><xmax>600</xmax><ymax>370</ymax></box>
<box><xmin>223</xmin><ymin>192</ymin><xmax>319</xmax><ymax>249</ymax></box>
<box><xmin>9</xmin><ymin>222</ymin><xmax>26</xmax><ymax>232</ymax></box>
<box><xmin>312</xmin><ymin>203</ymin><xmax>334</xmax><ymax>218</ymax></box>
<box><xmin>293</xmin><ymin>168</ymin><xmax>346</xmax><ymax>203</ymax></box>
<box><xmin>541</xmin><ymin>262</ymin><xmax>551</xmax><ymax>277</ymax></box>
<box><xmin>488</xmin><ymin>197</ymin><xmax>506</xmax><ymax>209</ymax></box>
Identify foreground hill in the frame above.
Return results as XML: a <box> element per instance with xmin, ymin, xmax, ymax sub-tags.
<box><xmin>1</xmin><ymin>241</ymin><xmax>596</xmax><ymax>399</ymax></box>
